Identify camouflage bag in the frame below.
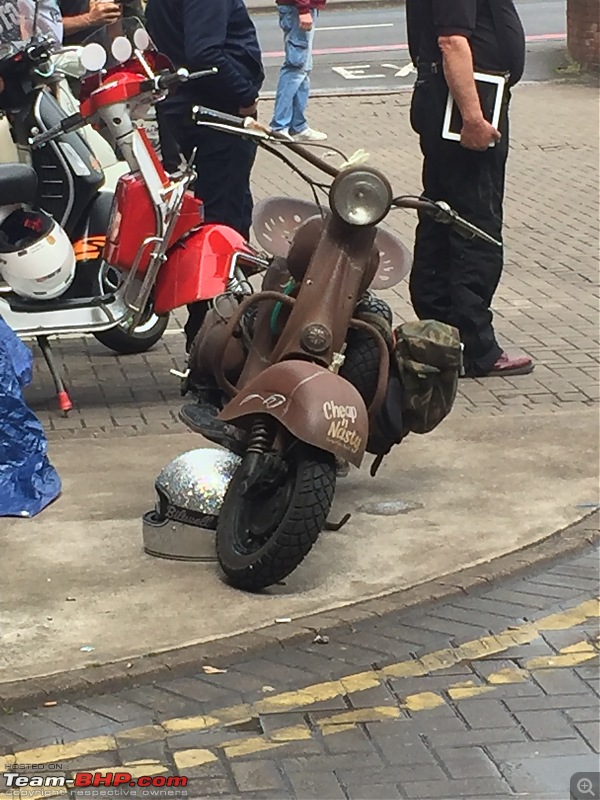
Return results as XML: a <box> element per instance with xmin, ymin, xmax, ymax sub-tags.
<box><xmin>393</xmin><ymin>320</ymin><xmax>462</xmax><ymax>434</ymax></box>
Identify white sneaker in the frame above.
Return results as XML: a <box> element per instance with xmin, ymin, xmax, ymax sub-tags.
<box><xmin>291</xmin><ymin>127</ymin><xmax>328</xmax><ymax>142</ymax></box>
<box><xmin>271</xmin><ymin>128</ymin><xmax>292</xmax><ymax>139</ymax></box>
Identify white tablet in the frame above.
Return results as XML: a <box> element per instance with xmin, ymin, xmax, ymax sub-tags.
<box><xmin>442</xmin><ymin>72</ymin><xmax>506</xmax><ymax>145</ymax></box>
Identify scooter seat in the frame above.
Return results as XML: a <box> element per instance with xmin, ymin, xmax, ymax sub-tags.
<box><xmin>0</xmin><ymin>164</ymin><xmax>37</xmax><ymax>207</ymax></box>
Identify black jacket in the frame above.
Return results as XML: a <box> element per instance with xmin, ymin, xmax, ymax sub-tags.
<box><xmin>145</xmin><ymin>0</ymin><xmax>264</xmax><ymax>113</ymax></box>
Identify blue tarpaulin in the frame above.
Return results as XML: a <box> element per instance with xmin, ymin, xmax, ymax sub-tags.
<box><xmin>0</xmin><ymin>318</ymin><xmax>61</xmax><ymax>517</ymax></box>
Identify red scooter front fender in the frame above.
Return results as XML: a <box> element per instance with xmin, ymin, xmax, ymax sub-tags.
<box><xmin>154</xmin><ymin>224</ymin><xmax>251</xmax><ymax>315</ymax></box>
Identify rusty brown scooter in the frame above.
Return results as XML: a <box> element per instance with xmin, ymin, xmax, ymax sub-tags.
<box><xmin>182</xmin><ymin>108</ymin><xmax>500</xmax><ymax>592</ymax></box>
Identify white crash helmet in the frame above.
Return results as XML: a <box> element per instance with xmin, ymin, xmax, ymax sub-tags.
<box><xmin>0</xmin><ymin>208</ymin><xmax>75</xmax><ymax>300</ymax></box>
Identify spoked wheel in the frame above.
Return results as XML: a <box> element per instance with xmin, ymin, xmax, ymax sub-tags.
<box><xmin>93</xmin><ymin>267</ymin><xmax>169</xmax><ymax>354</ymax></box>
<box><xmin>216</xmin><ymin>442</ymin><xmax>336</xmax><ymax>591</ymax></box>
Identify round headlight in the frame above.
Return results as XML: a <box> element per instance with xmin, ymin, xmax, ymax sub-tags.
<box><xmin>329</xmin><ymin>168</ymin><xmax>393</xmax><ymax>227</ymax></box>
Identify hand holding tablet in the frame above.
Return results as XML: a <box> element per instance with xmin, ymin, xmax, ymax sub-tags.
<box><xmin>442</xmin><ymin>72</ymin><xmax>506</xmax><ymax>149</ymax></box>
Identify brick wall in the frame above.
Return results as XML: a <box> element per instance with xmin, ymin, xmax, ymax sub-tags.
<box><xmin>567</xmin><ymin>0</ymin><xmax>600</xmax><ymax>69</ymax></box>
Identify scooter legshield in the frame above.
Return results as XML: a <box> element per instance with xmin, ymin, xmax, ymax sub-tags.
<box><xmin>219</xmin><ymin>361</ymin><xmax>369</xmax><ymax>467</ymax></box>
<box><xmin>154</xmin><ymin>224</ymin><xmax>250</xmax><ymax>315</ymax></box>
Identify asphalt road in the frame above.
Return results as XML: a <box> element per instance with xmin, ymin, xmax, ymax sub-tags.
<box><xmin>255</xmin><ymin>0</ymin><xmax>568</xmax><ymax>94</ymax></box>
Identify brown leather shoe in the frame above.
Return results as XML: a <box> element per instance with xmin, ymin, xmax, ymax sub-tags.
<box><xmin>482</xmin><ymin>351</ymin><xmax>535</xmax><ymax>377</ymax></box>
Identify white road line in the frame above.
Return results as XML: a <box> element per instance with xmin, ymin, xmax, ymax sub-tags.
<box><xmin>318</xmin><ymin>23</ymin><xmax>394</xmax><ymax>32</ymax></box>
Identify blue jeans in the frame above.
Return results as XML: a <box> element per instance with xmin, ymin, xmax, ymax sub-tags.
<box><xmin>270</xmin><ymin>6</ymin><xmax>316</xmax><ymax>134</ymax></box>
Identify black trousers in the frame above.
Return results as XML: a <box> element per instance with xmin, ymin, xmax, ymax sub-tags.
<box><xmin>155</xmin><ymin>103</ymin><xmax>182</xmax><ymax>174</ymax></box>
<box><xmin>164</xmin><ymin>110</ymin><xmax>258</xmax><ymax>351</ymax></box>
<box><xmin>409</xmin><ymin>75</ymin><xmax>510</xmax><ymax>375</ymax></box>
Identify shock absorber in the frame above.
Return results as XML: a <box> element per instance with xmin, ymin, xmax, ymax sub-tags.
<box><xmin>246</xmin><ymin>415</ymin><xmax>274</xmax><ymax>454</ymax></box>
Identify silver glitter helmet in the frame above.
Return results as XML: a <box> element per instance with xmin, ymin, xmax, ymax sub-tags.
<box><xmin>142</xmin><ymin>448</ymin><xmax>241</xmax><ymax>561</ymax></box>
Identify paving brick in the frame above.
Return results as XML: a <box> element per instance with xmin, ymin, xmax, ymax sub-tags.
<box><xmin>449</xmin><ymin>596</ymin><xmax>533</xmax><ymax>621</ymax></box>
<box><xmin>183</xmin><ymin>777</ymin><xmax>237</xmax><ymax>797</ymax></box>
<box><xmin>155</xmin><ymin>678</ymin><xmax>238</xmax><ymax>705</ymax></box>
<box><xmin>265</xmin><ymin>648</ymin><xmax>338</xmax><ymax>678</ymax></box>
<box><xmin>388</xmin><ymin>675</ymin><xmax>479</xmax><ymax>699</ymax></box>
<box><xmin>530</xmin><ymin>668</ymin><xmax>592</xmax><ymax>695</ymax></box>
<box><xmin>118</xmin><ymin>688</ymin><xmax>205</xmax><ymax>717</ymax></box>
<box><xmin>344</xmin><ymin>782</ymin><xmax>403</xmax><ymax>800</ymax></box>
<box><xmin>528</xmin><ymin>573</ymin><xmax>599</xmax><ymax>591</ymax></box>
<box><xmin>466</xmin><ymin>588</ymin><xmax>548</xmax><ymax>616</ymax></box>
<box><xmin>431</xmin><ymin>747</ymin><xmax>502</xmax><ymax>780</ymax></box>
<box><xmin>512</xmin><ymin>709</ymin><xmax>579</xmax><ymax>740</ymax></box>
<box><xmin>344</xmin><ymin>684</ymin><xmax>398</xmax><ymax>709</ymax></box>
<box><xmin>314</xmin><ymin>642</ymin><xmax>391</xmax><ymax>668</ymax></box>
<box><xmin>335</xmin><ymin>632</ymin><xmax>418</xmax><ymax>660</ymax></box>
<box><xmin>507</xmin><ymin>580</ymin><xmax>585</xmax><ymax>600</ymax></box>
<box><xmin>193</xmin><ymin>671</ymin><xmax>289</xmax><ymax>696</ymax></box>
<box><xmin>76</xmin><ymin>696</ymin><xmax>154</xmax><ymax>724</ymax></box>
<box><xmin>400</xmin><ymin>777</ymin><xmax>511</xmax><ymax>798</ymax></box>
<box><xmin>283</xmin><ymin>768</ymin><xmax>346</xmax><ymax>799</ymax></box>
<box><xmin>565</xmin><ymin>706</ymin><xmax>600</xmax><ymax>724</ymax></box>
<box><xmin>116</xmin><ymin>739</ymin><xmax>170</xmax><ymax>764</ymax></box>
<box><xmin>322</xmin><ymin>727</ymin><xmax>379</xmax><ymax>755</ymax></box>
<box><xmin>486</xmin><ymin>738</ymin><xmax>594</xmax><ymax>763</ymax></box>
<box><xmin>401</xmin><ymin>616</ymin><xmax>488</xmax><ymax>640</ymax></box>
<box><xmin>172</xmin><ymin>761</ymin><xmax>227</xmax><ymax>780</ymax></box>
<box><xmin>541</xmin><ymin>629</ymin><xmax>599</xmax><ymax>651</ymax></box>
<box><xmin>234</xmin><ymin>658</ymin><xmax>322</xmax><ymax>687</ymax></box>
<box><xmin>548</xmin><ymin>563</ymin><xmax>600</xmax><ymax>580</ymax></box>
<box><xmin>424</xmin><ymin>605</ymin><xmax>508</xmax><ymax>632</ymax></box>
<box><xmin>258</xmin><ymin>712</ymin><xmax>307</xmax><ymax>739</ymax></box>
<box><xmin>370</xmin><ymin>624</ymin><xmax>451</xmax><ymax>650</ymax></box>
<box><xmin>0</xmin><ymin>714</ymin><xmax>69</xmax><ymax>742</ymax></box>
<box><xmin>166</xmin><ymin>727</ymin><xmax>262</xmax><ymax>751</ymax></box>
<box><xmin>455</xmin><ymin>699</ymin><xmax>517</xmax><ymax>730</ymax></box>
<box><xmin>576</xmin><ymin>662</ymin><xmax>600</xmax><ymax>684</ymax></box>
<box><xmin>575</xmin><ymin>722</ymin><xmax>600</xmax><ymax>752</ymax></box>
<box><xmin>504</xmin><ymin>693</ymin><xmax>595</xmax><ymax>713</ymax></box>
<box><xmin>230</xmin><ymin>761</ymin><xmax>283</xmax><ymax>792</ymax></box>
<box><xmin>371</xmin><ymin>737</ymin><xmax>440</xmax><ymax>767</ymax></box>
<box><xmin>280</xmin><ymin>752</ymin><xmax>384</xmax><ymax>775</ymax></box>
<box><xmin>422</xmin><ymin>727</ymin><xmax>527</xmax><ymax>748</ymax></box>
<box><xmin>31</xmin><ymin>705</ymin><xmax>116</xmax><ymax>733</ymax></box>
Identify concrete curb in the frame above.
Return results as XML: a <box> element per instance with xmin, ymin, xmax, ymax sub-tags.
<box><xmin>1</xmin><ymin>510</ymin><xmax>597</xmax><ymax>711</ymax></box>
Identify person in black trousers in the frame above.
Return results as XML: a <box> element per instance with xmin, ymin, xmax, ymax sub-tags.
<box><xmin>146</xmin><ymin>0</ymin><xmax>265</xmax><ymax>352</ymax></box>
<box><xmin>406</xmin><ymin>0</ymin><xmax>534</xmax><ymax>377</ymax></box>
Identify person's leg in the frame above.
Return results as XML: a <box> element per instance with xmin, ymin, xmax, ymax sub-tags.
<box><xmin>440</xmin><ymin>106</ymin><xmax>509</xmax><ymax>375</ymax></box>
<box><xmin>408</xmin><ymin>79</ymin><xmax>452</xmax><ymax>323</ymax></box>
<box><xmin>155</xmin><ymin>102</ymin><xmax>181</xmax><ymax>174</ymax></box>
<box><xmin>289</xmin><ymin>13</ymin><xmax>315</xmax><ymax>135</ymax></box>
<box><xmin>172</xmin><ymin>120</ymin><xmax>257</xmax><ymax>350</ymax></box>
<box><xmin>270</xmin><ymin>6</ymin><xmax>312</xmax><ymax>133</ymax></box>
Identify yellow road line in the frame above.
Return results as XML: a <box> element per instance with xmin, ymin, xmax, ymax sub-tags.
<box><xmin>4</xmin><ymin>597</ymin><xmax>598</xmax><ymax>768</ymax></box>
<box><xmin>2</xmin><ymin>640</ymin><xmax>599</xmax><ymax>789</ymax></box>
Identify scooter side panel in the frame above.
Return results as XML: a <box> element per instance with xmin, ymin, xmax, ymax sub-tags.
<box><xmin>219</xmin><ymin>360</ymin><xmax>369</xmax><ymax>467</ymax></box>
<box><xmin>154</xmin><ymin>224</ymin><xmax>250</xmax><ymax>315</ymax></box>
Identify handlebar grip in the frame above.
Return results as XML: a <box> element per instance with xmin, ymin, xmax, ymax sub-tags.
<box><xmin>30</xmin><ymin>112</ymin><xmax>84</xmax><ymax>148</ymax></box>
<box><xmin>433</xmin><ymin>201</ymin><xmax>501</xmax><ymax>247</ymax></box>
<box><xmin>30</xmin><ymin>123</ymin><xmax>64</xmax><ymax>148</ymax></box>
<box><xmin>194</xmin><ymin>106</ymin><xmax>247</xmax><ymax>128</ymax></box>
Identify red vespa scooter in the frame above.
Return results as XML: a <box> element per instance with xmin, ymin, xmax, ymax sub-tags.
<box><xmin>28</xmin><ymin>19</ymin><xmax>265</xmax><ymax>395</ymax></box>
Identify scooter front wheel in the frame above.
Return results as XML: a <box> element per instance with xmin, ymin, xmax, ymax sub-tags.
<box><xmin>216</xmin><ymin>443</ymin><xmax>336</xmax><ymax>591</ymax></box>
<box><xmin>93</xmin><ymin>311</ymin><xmax>169</xmax><ymax>355</ymax></box>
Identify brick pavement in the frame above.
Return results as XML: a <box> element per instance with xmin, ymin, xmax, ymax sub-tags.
<box><xmin>0</xmin><ymin>545</ymin><xmax>598</xmax><ymax>800</ymax></box>
<box><xmin>21</xmin><ymin>82</ymin><xmax>599</xmax><ymax>440</ymax></box>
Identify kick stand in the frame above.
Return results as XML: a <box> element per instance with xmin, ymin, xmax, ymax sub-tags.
<box><xmin>36</xmin><ymin>335</ymin><xmax>73</xmax><ymax>416</ymax></box>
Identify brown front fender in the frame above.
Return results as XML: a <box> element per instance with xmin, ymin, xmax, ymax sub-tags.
<box><xmin>219</xmin><ymin>361</ymin><xmax>368</xmax><ymax>467</ymax></box>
